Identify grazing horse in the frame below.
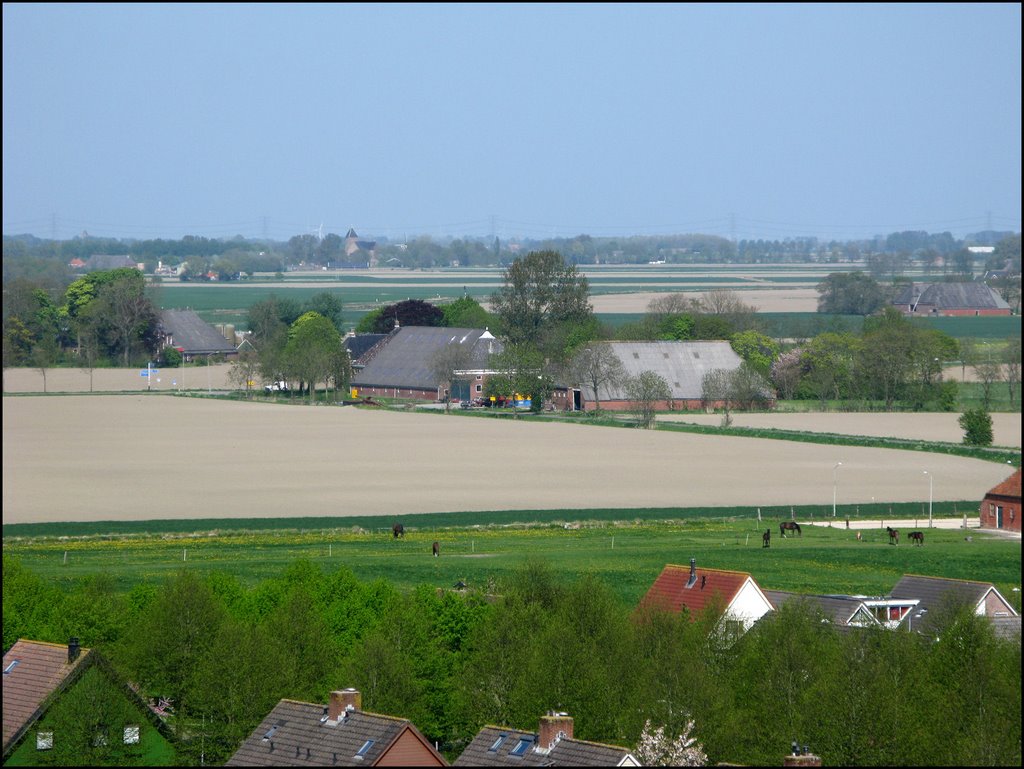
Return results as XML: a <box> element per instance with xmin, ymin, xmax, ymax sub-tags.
<box><xmin>762</xmin><ymin>528</ymin><xmax>771</xmax><ymax>548</ymax></box>
<box><xmin>887</xmin><ymin>526</ymin><xmax>899</xmax><ymax>545</ymax></box>
<box><xmin>392</xmin><ymin>523</ymin><xmax>404</xmax><ymax>539</ymax></box>
<box><xmin>908</xmin><ymin>531</ymin><xmax>924</xmax><ymax>546</ymax></box>
<box><xmin>432</xmin><ymin>541</ymin><xmax>440</xmax><ymax>557</ymax></box>
<box><xmin>780</xmin><ymin>521</ymin><xmax>802</xmax><ymax>538</ymax></box>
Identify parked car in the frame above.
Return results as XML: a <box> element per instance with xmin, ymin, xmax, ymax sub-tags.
<box><xmin>264</xmin><ymin>381</ymin><xmax>289</xmax><ymax>393</ymax></box>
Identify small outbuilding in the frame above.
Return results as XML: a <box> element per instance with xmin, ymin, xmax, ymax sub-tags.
<box><xmin>980</xmin><ymin>469</ymin><xmax>1021</xmax><ymax>533</ymax></box>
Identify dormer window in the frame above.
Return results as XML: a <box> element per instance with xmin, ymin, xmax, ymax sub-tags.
<box><xmin>356</xmin><ymin>739</ymin><xmax>375</xmax><ymax>758</ymax></box>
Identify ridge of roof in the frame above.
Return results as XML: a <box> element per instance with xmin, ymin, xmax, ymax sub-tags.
<box><xmin>897</xmin><ymin>573</ymin><xmax>993</xmax><ymax>587</ymax></box>
<box><xmin>662</xmin><ymin>564</ymin><xmax>752</xmax><ymax>577</ymax></box>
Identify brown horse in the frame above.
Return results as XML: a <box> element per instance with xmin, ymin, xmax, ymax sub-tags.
<box><xmin>762</xmin><ymin>529</ymin><xmax>771</xmax><ymax>548</ymax></box>
<box><xmin>392</xmin><ymin>523</ymin><xmax>404</xmax><ymax>539</ymax></box>
<box><xmin>432</xmin><ymin>541</ymin><xmax>440</xmax><ymax>557</ymax></box>
<box><xmin>908</xmin><ymin>531</ymin><xmax>924</xmax><ymax>546</ymax></box>
<box><xmin>887</xmin><ymin>526</ymin><xmax>899</xmax><ymax>545</ymax></box>
<box><xmin>780</xmin><ymin>521</ymin><xmax>802</xmax><ymax>538</ymax></box>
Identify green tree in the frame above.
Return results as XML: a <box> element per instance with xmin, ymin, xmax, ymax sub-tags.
<box><xmin>959</xmin><ymin>408</ymin><xmax>993</xmax><ymax>446</ymax></box>
<box><xmin>626</xmin><ymin>370</ymin><xmax>671</xmax><ymax>428</ymax></box>
<box><xmin>816</xmin><ymin>271</ymin><xmax>888</xmax><ymax>315</ymax></box>
<box><xmin>304</xmin><ymin>291</ymin><xmax>345</xmax><ymax>333</ymax></box>
<box><xmin>490</xmin><ymin>250</ymin><xmax>593</xmax><ymax>360</ymax></box>
<box><xmin>284</xmin><ymin>311</ymin><xmax>343</xmax><ymax>402</ymax></box>
<box><xmin>441</xmin><ymin>296</ymin><xmax>493</xmax><ymax>329</ymax></box>
<box><xmin>228</xmin><ymin>347</ymin><xmax>261</xmax><ymax>398</ymax></box>
<box><xmin>729</xmin><ymin>330</ymin><xmax>779</xmax><ymax>377</ymax></box>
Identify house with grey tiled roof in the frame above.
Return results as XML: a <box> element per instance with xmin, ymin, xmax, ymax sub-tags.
<box><xmin>226</xmin><ymin>688</ymin><xmax>446</xmax><ymax>767</ymax></box>
<box><xmin>892</xmin><ymin>282</ymin><xmax>1011</xmax><ymax>316</ymax></box>
<box><xmin>2</xmin><ymin>638</ymin><xmax>176</xmax><ymax>765</ymax></box>
<box><xmin>157</xmin><ymin>309</ymin><xmax>238</xmax><ymax>361</ymax></box>
<box><xmin>350</xmin><ymin>326</ymin><xmax>503</xmax><ymax>402</ymax></box>
<box><xmin>575</xmin><ymin>340</ymin><xmax>766</xmax><ymax>411</ymax></box>
<box><xmin>889</xmin><ymin>575</ymin><xmax>1019</xmax><ymax>637</ymax></box>
<box><xmin>764</xmin><ymin>590</ymin><xmax>881</xmax><ymax>630</ymax></box>
<box><xmin>454</xmin><ymin>712</ymin><xmax>638</xmax><ymax>766</ymax></box>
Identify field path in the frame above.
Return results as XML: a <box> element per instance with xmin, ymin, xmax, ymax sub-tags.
<box><xmin>3</xmin><ymin>396</ymin><xmax>1013</xmax><ymax>525</ymax></box>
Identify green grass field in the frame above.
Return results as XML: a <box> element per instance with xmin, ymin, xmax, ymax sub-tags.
<box><xmin>5</xmin><ymin>512</ymin><xmax>1019</xmax><ymax>610</ymax></box>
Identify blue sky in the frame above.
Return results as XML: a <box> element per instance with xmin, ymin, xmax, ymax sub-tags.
<box><xmin>3</xmin><ymin>3</ymin><xmax>1020</xmax><ymax>242</ymax></box>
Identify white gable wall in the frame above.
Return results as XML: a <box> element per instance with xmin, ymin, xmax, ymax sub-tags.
<box><xmin>725</xmin><ymin>578</ymin><xmax>775</xmax><ymax>631</ymax></box>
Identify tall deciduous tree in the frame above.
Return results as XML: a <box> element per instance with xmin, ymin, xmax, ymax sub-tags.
<box><xmin>490</xmin><ymin>250</ymin><xmax>593</xmax><ymax>360</ymax></box>
<box><xmin>570</xmin><ymin>344</ymin><xmax>626</xmax><ymax>411</ymax></box>
<box><xmin>284</xmin><ymin>311</ymin><xmax>343</xmax><ymax>402</ymax></box>
<box><xmin>430</xmin><ymin>340</ymin><xmax>476</xmax><ymax>412</ymax></box>
<box><xmin>626</xmin><ymin>370</ymin><xmax>671</xmax><ymax>428</ymax></box>
<box><xmin>816</xmin><ymin>272</ymin><xmax>888</xmax><ymax>315</ymax></box>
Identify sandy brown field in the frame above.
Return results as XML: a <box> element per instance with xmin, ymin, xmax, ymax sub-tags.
<box><xmin>657</xmin><ymin>412</ymin><xmax>1022</xmax><ymax>448</ymax></box>
<box><xmin>3</xmin><ymin>395</ymin><xmax>1013</xmax><ymax>525</ymax></box>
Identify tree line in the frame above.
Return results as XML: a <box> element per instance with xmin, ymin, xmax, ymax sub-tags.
<box><xmin>3</xmin><ymin>554</ymin><xmax>1019</xmax><ymax>766</ymax></box>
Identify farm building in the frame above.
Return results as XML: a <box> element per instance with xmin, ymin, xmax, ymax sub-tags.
<box><xmin>980</xmin><ymin>469</ymin><xmax>1021</xmax><ymax>533</ymax></box>
<box><xmin>350</xmin><ymin>326</ymin><xmax>503</xmax><ymax>403</ymax></box>
<box><xmin>889</xmin><ymin>575</ymin><xmax>1019</xmax><ymax>637</ymax></box>
<box><xmin>764</xmin><ymin>591</ymin><xmax>881</xmax><ymax>630</ymax></box>
<box><xmin>157</xmin><ymin>309</ymin><xmax>238</xmax><ymax>361</ymax></box>
<box><xmin>454</xmin><ymin>712</ymin><xmax>639</xmax><ymax>766</ymax></box>
<box><xmin>343</xmin><ymin>332</ymin><xmax>390</xmax><ymax>375</ymax></box>
<box><xmin>577</xmin><ymin>341</ymin><xmax>765</xmax><ymax>412</ymax></box>
<box><xmin>638</xmin><ymin>559</ymin><xmax>774</xmax><ymax>636</ymax></box>
<box><xmin>891</xmin><ymin>282</ymin><xmax>1011</xmax><ymax>316</ymax></box>
<box><xmin>226</xmin><ymin>688</ymin><xmax>446</xmax><ymax>766</ymax></box>
<box><xmin>86</xmin><ymin>254</ymin><xmax>143</xmax><ymax>272</ymax></box>
<box><xmin>2</xmin><ymin>638</ymin><xmax>176</xmax><ymax>765</ymax></box>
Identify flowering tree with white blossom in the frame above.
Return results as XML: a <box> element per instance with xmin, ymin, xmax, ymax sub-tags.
<box><xmin>634</xmin><ymin>718</ymin><xmax>707</xmax><ymax>766</ymax></box>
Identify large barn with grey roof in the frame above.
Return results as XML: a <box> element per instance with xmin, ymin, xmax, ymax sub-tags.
<box><xmin>577</xmin><ymin>340</ymin><xmax>758</xmax><ymax>411</ymax></box>
<box><xmin>349</xmin><ymin>326</ymin><xmax>503</xmax><ymax>402</ymax></box>
<box><xmin>892</xmin><ymin>282</ymin><xmax>1011</xmax><ymax>316</ymax></box>
<box><xmin>157</xmin><ymin>309</ymin><xmax>237</xmax><ymax>361</ymax></box>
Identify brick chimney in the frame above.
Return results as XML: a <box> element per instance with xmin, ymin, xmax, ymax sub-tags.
<box><xmin>328</xmin><ymin>688</ymin><xmax>361</xmax><ymax>720</ymax></box>
<box><xmin>538</xmin><ymin>712</ymin><xmax>573</xmax><ymax>750</ymax></box>
<box><xmin>67</xmin><ymin>638</ymin><xmax>80</xmax><ymax>664</ymax></box>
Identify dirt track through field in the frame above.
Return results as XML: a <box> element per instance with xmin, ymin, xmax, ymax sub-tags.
<box><xmin>3</xmin><ymin>396</ymin><xmax>1013</xmax><ymax>525</ymax></box>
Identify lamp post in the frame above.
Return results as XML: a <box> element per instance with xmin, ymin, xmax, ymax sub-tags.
<box><xmin>923</xmin><ymin>470</ymin><xmax>933</xmax><ymax>528</ymax></box>
<box><xmin>833</xmin><ymin>462</ymin><xmax>843</xmax><ymax>518</ymax></box>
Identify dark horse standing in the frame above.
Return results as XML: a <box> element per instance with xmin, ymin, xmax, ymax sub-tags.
<box><xmin>432</xmin><ymin>541</ymin><xmax>440</xmax><ymax>557</ymax></box>
<box><xmin>762</xmin><ymin>529</ymin><xmax>771</xmax><ymax>548</ymax></box>
<box><xmin>392</xmin><ymin>523</ymin><xmax>405</xmax><ymax>539</ymax></box>
<box><xmin>780</xmin><ymin>521</ymin><xmax>802</xmax><ymax>538</ymax></box>
<box><xmin>887</xmin><ymin>526</ymin><xmax>899</xmax><ymax>545</ymax></box>
<box><xmin>908</xmin><ymin>531</ymin><xmax>924</xmax><ymax>546</ymax></box>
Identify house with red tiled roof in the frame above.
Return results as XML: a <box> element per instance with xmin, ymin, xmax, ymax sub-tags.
<box><xmin>226</xmin><ymin>688</ymin><xmax>446</xmax><ymax>767</ymax></box>
<box><xmin>980</xmin><ymin>469</ymin><xmax>1021</xmax><ymax>533</ymax></box>
<box><xmin>638</xmin><ymin>559</ymin><xmax>774</xmax><ymax>637</ymax></box>
<box><xmin>2</xmin><ymin>638</ymin><xmax>176</xmax><ymax>765</ymax></box>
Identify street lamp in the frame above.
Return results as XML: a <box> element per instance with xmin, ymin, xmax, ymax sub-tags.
<box><xmin>923</xmin><ymin>470</ymin><xmax>933</xmax><ymax>528</ymax></box>
<box><xmin>833</xmin><ymin>462</ymin><xmax>843</xmax><ymax>518</ymax></box>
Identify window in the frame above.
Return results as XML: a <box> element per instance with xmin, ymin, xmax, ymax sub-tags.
<box><xmin>510</xmin><ymin>737</ymin><xmax>533</xmax><ymax>756</ymax></box>
<box><xmin>3</xmin><ymin>660</ymin><xmax>19</xmax><ymax>674</ymax></box>
<box><xmin>488</xmin><ymin>734</ymin><xmax>508</xmax><ymax>752</ymax></box>
<box><xmin>37</xmin><ymin>732</ymin><xmax>53</xmax><ymax>750</ymax></box>
<box><xmin>124</xmin><ymin>726</ymin><xmax>140</xmax><ymax>745</ymax></box>
<box><xmin>356</xmin><ymin>739</ymin><xmax>375</xmax><ymax>758</ymax></box>
<box><xmin>476</xmin><ymin>384</ymin><xmax>482</xmax><ymax>393</ymax></box>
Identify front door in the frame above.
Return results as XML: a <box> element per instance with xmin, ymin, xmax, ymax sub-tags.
<box><xmin>997</xmin><ymin>506</ymin><xmax>1004</xmax><ymax>528</ymax></box>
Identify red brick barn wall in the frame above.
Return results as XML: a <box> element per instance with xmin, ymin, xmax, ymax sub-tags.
<box><xmin>980</xmin><ymin>495</ymin><xmax>1022</xmax><ymax>533</ymax></box>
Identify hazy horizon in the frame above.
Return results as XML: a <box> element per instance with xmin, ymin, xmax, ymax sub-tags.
<box><xmin>3</xmin><ymin>4</ymin><xmax>1020</xmax><ymax>243</ymax></box>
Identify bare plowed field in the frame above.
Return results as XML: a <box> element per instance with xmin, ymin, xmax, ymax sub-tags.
<box><xmin>3</xmin><ymin>396</ymin><xmax>1012</xmax><ymax>525</ymax></box>
<box><xmin>658</xmin><ymin>412</ymin><xmax>1022</xmax><ymax>448</ymax></box>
